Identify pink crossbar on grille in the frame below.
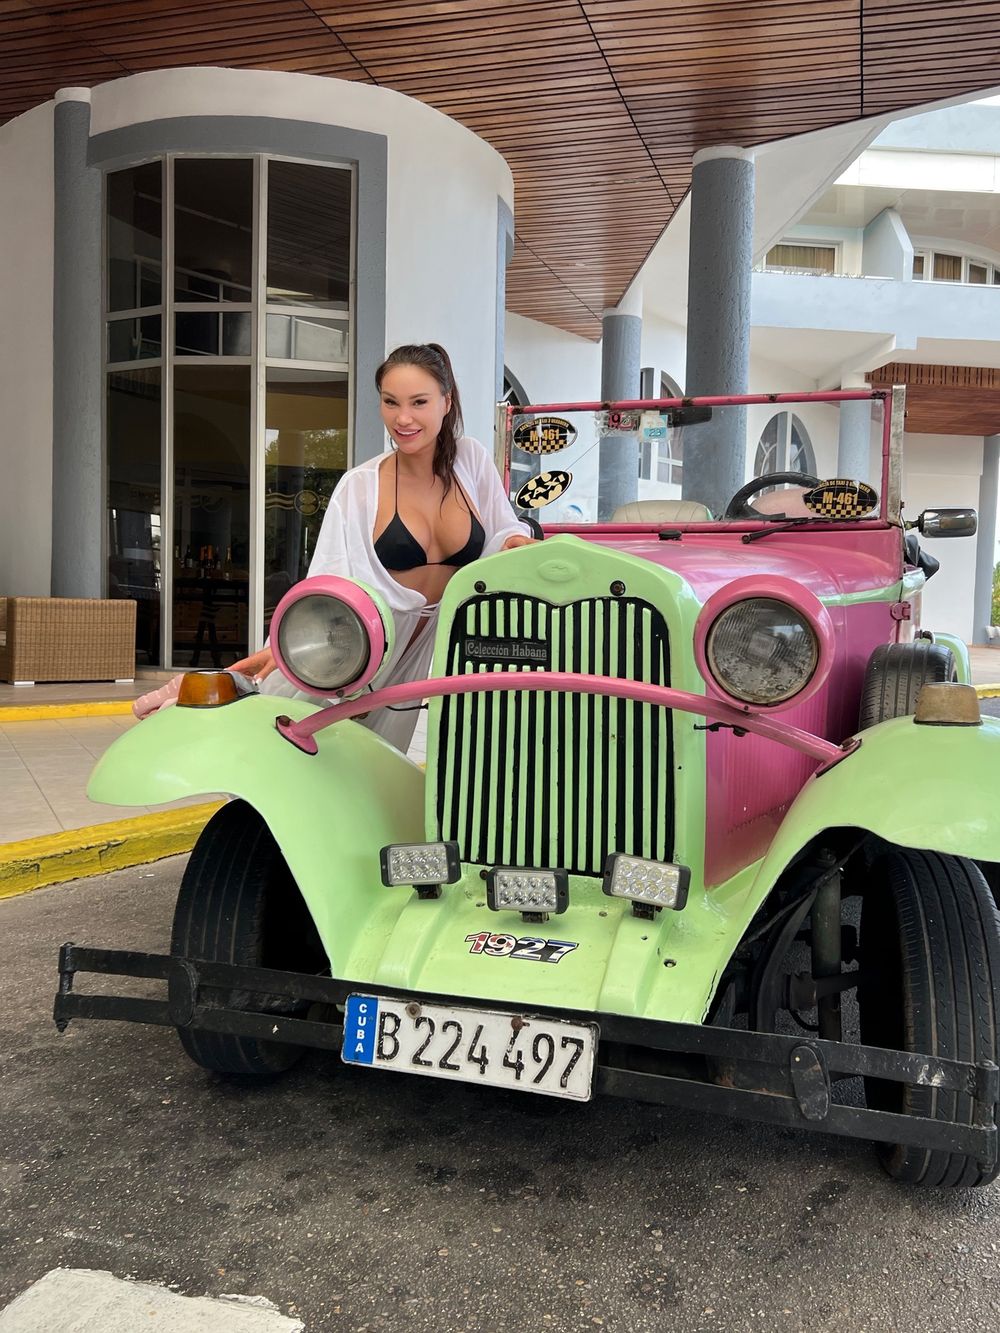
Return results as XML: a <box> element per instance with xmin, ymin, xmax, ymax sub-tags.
<box><xmin>274</xmin><ymin>671</ymin><xmax>857</xmax><ymax>768</ymax></box>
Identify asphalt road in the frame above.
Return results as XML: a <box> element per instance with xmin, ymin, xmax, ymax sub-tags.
<box><xmin>3</xmin><ymin>861</ymin><xmax>1000</xmax><ymax>1333</ymax></box>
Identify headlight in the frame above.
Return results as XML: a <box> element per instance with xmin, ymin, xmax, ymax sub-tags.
<box><xmin>270</xmin><ymin>576</ymin><xmax>392</xmax><ymax>696</ymax></box>
<box><xmin>706</xmin><ymin>598</ymin><xmax>818</xmax><ymax>705</ymax></box>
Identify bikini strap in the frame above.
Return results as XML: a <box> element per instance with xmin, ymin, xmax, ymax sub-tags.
<box><xmin>393</xmin><ymin>452</ymin><xmax>400</xmax><ymax>512</ymax></box>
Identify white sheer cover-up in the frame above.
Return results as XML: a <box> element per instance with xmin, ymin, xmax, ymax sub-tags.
<box><xmin>260</xmin><ymin>435</ymin><xmax>529</xmax><ymax>751</ymax></box>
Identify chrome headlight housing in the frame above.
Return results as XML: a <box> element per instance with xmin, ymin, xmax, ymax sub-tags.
<box><xmin>695</xmin><ymin>580</ymin><xmax>834</xmax><ymax>710</ymax></box>
<box><xmin>706</xmin><ymin>599</ymin><xmax>817</xmax><ymax>705</ymax></box>
<box><xmin>271</xmin><ymin>576</ymin><xmax>393</xmax><ymax>696</ymax></box>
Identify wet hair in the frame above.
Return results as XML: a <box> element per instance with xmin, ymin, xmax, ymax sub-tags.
<box><xmin>375</xmin><ymin>343</ymin><xmax>463</xmax><ymax>496</ymax></box>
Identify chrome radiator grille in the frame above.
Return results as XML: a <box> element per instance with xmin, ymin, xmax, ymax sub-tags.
<box><xmin>434</xmin><ymin>593</ymin><xmax>673</xmax><ymax>876</ymax></box>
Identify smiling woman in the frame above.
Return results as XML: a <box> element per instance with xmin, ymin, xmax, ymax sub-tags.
<box><xmin>231</xmin><ymin>343</ymin><xmax>533</xmax><ymax>750</ymax></box>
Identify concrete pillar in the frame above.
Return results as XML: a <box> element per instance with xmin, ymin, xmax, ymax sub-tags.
<box><xmin>683</xmin><ymin>146</ymin><xmax>754</xmax><ymax>518</ymax></box>
<box><xmin>597</xmin><ymin>290</ymin><xmax>642</xmax><ymax>520</ymax></box>
<box><xmin>973</xmin><ymin>433</ymin><xmax>1000</xmax><ymax>644</ymax></box>
<box><xmin>837</xmin><ymin>397</ymin><xmax>873</xmax><ymax>481</ymax></box>
<box><xmin>52</xmin><ymin>88</ymin><xmax>103</xmax><ymax>597</ymax></box>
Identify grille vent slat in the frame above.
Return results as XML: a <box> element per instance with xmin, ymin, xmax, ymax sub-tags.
<box><xmin>435</xmin><ymin>594</ymin><xmax>673</xmax><ymax>877</ymax></box>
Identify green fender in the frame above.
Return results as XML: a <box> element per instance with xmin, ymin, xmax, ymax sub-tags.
<box><xmin>749</xmin><ymin>714</ymin><xmax>1000</xmax><ymax>906</ymax></box>
<box><xmin>87</xmin><ymin>696</ymin><xmax>425</xmax><ymax>975</ymax></box>
<box><xmin>931</xmin><ymin>631</ymin><xmax>972</xmax><ymax>683</ymax></box>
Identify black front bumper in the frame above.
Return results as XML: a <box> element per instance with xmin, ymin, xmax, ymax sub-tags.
<box><xmin>55</xmin><ymin>943</ymin><xmax>998</xmax><ymax>1167</ymax></box>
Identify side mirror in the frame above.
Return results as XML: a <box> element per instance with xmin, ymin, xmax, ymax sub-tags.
<box><xmin>916</xmin><ymin>508</ymin><xmax>978</xmax><ymax>538</ymax></box>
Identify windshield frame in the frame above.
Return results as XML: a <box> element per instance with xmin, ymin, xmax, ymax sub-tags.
<box><xmin>496</xmin><ymin>388</ymin><xmax>898</xmax><ymax>532</ymax></box>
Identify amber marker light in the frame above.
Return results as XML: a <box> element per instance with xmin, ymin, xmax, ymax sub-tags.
<box><xmin>913</xmin><ymin>682</ymin><xmax>982</xmax><ymax>726</ymax></box>
<box><xmin>176</xmin><ymin>671</ymin><xmax>244</xmax><ymax>708</ymax></box>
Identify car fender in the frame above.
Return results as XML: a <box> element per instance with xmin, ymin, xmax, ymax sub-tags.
<box><xmin>928</xmin><ymin>630</ymin><xmax>971</xmax><ymax>683</ymax></box>
<box><xmin>747</xmin><ymin>714</ymin><xmax>1000</xmax><ymax>906</ymax></box>
<box><xmin>87</xmin><ymin>696</ymin><xmax>425</xmax><ymax>969</ymax></box>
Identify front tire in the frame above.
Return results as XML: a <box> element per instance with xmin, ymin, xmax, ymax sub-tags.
<box><xmin>859</xmin><ymin>848</ymin><xmax>1000</xmax><ymax>1187</ymax></box>
<box><xmin>858</xmin><ymin>641</ymin><xmax>956</xmax><ymax>729</ymax></box>
<box><xmin>171</xmin><ymin>800</ymin><xmax>327</xmax><ymax>1077</ymax></box>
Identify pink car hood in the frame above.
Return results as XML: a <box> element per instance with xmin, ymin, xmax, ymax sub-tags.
<box><xmin>577</xmin><ymin>526</ymin><xmax>902</xmax><ymax>602</ymax></box>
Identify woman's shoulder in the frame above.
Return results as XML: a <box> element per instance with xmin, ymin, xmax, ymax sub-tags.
<box><xmin>331</xmin><ymin>454</ymin><xmax>382</xmax><ymax>496</ymax></box>
<box><xmin>455</xmin><ymin>434</ymin><xmax>492</xmax><ymax>470</ymax></box>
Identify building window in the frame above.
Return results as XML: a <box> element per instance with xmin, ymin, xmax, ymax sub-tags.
<box><xmin>764</xmin><ymin>242</ymin><xmax>837</xmax><ymax>274</ymax></box>
<box><xmin>105</xmin><ymin>155</ymin><xmax>353</xmax><ymax>667</ymax></box>
<box><xmin>933</xmin><ymin>252</ymin><xmax>962</xmax><ymax>282</ymax></box>
<box><xmin>754</xmin><ymin>412</ymin><xmax>816</xmax><ymax>477</ymax></box>
<box><xmin>913</xmin><ymin>248</ymin><xmax>1000</xmax><ymax>285</ymax></box>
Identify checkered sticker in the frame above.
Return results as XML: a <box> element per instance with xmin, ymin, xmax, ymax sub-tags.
<box><xmin>803</xmin><ymin>479</ymin><xmax>878</xmax><ymax>519</ymax></box>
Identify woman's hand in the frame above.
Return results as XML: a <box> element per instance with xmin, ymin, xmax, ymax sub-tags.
<box><xmin>229</xmin><ymin>645</ymin><xmax>277</xmax><ymax>683</ymax></box>
<box><xmin>501</xmin><ymin>534</ymin><xmax>535</xmax><ymax>551</ymax></box>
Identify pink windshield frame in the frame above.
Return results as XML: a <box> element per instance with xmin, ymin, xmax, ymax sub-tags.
<box><xmin>500</xmin><ymin>389</ymin><xmax>893</xmax><ymax>527</ymax></box>
<box><xmin>270</xmin><ymin>575</ymin><xmax>388</xmax><ymax>697</ymax></box>
<box><xmin>693</xmin><ymin>575</ymin><xmax>836</xmax><ymax>712</ymax></box>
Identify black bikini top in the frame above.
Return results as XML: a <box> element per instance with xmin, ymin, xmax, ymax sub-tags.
<box><xmin>374</xmin><ymin>459</ymin><xmax>485</xmax><ymax>573</ymax></box>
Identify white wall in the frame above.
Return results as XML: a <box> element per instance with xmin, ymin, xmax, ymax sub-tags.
<box><xmin>901</xmin><ymin>433</ymin><xmax>982</xmax><ymax>639</ymax></box>
<box><xmin>89</xmin><ymin>68</ymin><xmax>514</xmax><ymax>450</ymax></box>
<box><xmin>0</xmin><ymin>101</ymin><xmax>54</xmax><ymax>595</ymax></box>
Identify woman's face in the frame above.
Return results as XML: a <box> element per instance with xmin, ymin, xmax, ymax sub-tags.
<box><xmin>379</xmin><ymin>364</ymin><xmax>451</xmax><ymax>458</ymax></box>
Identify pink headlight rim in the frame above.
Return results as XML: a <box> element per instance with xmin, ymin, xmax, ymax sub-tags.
<box><xmin>694</xmin><ymin>576</ymin><xmax>835</xmax><ymax>712</ymax></box>
<box><xmin>270</xmin><ymin>575</ymin><xmax>387</xmax><ymax>697</ymax></box>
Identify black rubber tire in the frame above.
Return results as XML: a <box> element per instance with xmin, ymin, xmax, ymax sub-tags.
<box><xmin>859</xmin><ymin>848</ymin><xmax>1000</xmax><ymax>1187</ymax></box>
<box><xmin>858</xmin><ymin>641</ymin><xmax>956</xmax><ymax>729</ymax></box>
<box><xmin>170</xmin><ymin>799</ymin><xmax>327</xmax><ymax>1076</ymax></box>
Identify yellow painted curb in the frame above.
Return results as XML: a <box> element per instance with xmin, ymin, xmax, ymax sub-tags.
<box><xmin>975</xmin><ymin>684</ymin><xmax>1000</xmax><ymax>698</ymax></box>
<box><xmin>0</xmin><ymin>801</ymin><xmax>224</xmax><ymax>900</ymax></box>
<box><xmin>0</xmin><ymin>700</ymin><xmax>135</xmax><ymax>723</ymax></box>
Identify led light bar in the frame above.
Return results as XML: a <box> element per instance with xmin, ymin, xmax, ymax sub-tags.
<box><xmin>380</xmin><ymin>842</ymin><xmax>461</xmax><ymax>893</ymax></box>
<box><xmin>486</xmin><ymin>867</ymin><xmax>569</xmax><ymax>916</ymax></box>
<box><xmin>602</xmin><ymin>854</ymin><xmax>691</xmax><ymax>915</ymax></box>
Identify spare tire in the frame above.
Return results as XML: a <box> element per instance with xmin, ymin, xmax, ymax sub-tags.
<box><xmin>858</xmin><ymin>640</ymin><xmax>956</xmax><ymax>730</ymax></box>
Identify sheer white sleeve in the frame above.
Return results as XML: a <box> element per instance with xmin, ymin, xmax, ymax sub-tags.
<box><xmin>461</xmin><ymin>437</ymin><xmax>532</xmax><ymax>556</ymax></box>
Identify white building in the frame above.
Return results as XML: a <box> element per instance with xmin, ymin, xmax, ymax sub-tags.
<box><xmin>505</xmin><ymin>100</ymin><xmax>1000</xmax><ymax>642</ymax></box>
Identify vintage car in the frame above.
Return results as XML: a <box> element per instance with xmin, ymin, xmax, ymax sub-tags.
<box><xmin>55</xmin><ymin>388</ymin><xmax>1000</xmax><ymax>1188</ymax></box>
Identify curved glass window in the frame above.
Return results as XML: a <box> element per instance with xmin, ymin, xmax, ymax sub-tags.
<box><xmin>754</xmin><ymin>412</ymin><xmax>815</xmax><ymax>477</ymax></box>
<box><xmin>105</xmin><ymin>155</ymin><xmax>353</xmax><ymax>667</ymax></box>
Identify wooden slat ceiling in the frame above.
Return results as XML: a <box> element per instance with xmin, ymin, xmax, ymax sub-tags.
<box><xmin>4</xmin><ymin>1</ymin><xmax>1000</xmax><ymax>338</ymax></box>
<box><xmin>867</xmin><ymin>362</ymin><xmax>1000</xmax><ymax>436</ymax></box>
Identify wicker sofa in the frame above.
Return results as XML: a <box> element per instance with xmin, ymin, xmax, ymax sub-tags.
<box><xmin>0</xmin><ymin>597</ymin><xmax>136</xmax><ymax>685</ymax></box>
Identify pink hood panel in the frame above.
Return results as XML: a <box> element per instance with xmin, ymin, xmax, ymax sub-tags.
<box><xmin>578</xmin><ymin>527</ymin><xmax>902</xmax><ymax>601</ymax></box>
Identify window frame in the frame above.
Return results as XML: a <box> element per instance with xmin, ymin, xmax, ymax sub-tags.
<box><xmin>103</xmin><ymin>150</ymin><xmax>356</xmax><ymax>667</ymax></box>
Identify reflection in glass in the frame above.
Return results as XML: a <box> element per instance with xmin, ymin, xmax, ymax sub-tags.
<box><xmin>175</xmin><ymin>312</ymin><xmax>252</xmax><ymax>357</ymax></box>
<box><xmin>172</xmin><ymin>366</ymin><xmax>251</xmax><ymax>668</ymax></box>
<box><xmin>264</xmin><ymin>370</ymin><xmax>348</xmax><ymax>634</ymax></box>
<box><xmin>107</xmin><ymin>161</ymin><xmax>162</xmax><ymax>312</ymax></box>
<box><xmin>107</xmin><ymin>368</ymin><xmax>161</xmax><ymax>664</ymax></box>
<box><xmin>108</xmin><ymin>315</ymin><xmax>162</xmax><ymax>363</ymax></box>
<box><xmin>174</xmin><ymin>159</ymin><xmax>253</xmax><ymax>304</ymax></box>
<box><xmin>265</xmin><ymin>314</ymin><xmax>349</xmax><ymax>362</ymax></box>
<box><xmin>267</xmin><ymin>161</ymin><xmax>351</xmax><ymax>306</ymax></box>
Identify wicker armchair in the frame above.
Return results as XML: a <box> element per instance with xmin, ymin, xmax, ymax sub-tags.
<box><xmin>0</xmin><ymin>597</ymin><xmax>137</xmax><ymax>684</ymax></box>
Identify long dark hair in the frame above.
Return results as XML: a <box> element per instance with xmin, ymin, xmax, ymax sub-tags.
<box><xmin>375</xmin><ymin>343</ymin><xmax>463</xmax><ymax>496</ymax></box>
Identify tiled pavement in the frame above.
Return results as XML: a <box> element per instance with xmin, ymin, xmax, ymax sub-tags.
<box><xmin>0</xmin><ymin>651</ymin><xmax>995</xmax><ymax>846</ymax></box>
<box><xmin>0</xmin><ymin>714</ymin><xmax>214</xmax><ymax>842</ymax></box>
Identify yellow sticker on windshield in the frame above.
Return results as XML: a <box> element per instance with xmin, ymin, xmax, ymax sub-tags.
<box><xmin>803</xmin><ymin>479</ymin><xmax>878</xmax><ymax>519</ymax></box>
<box><xmin>512</xmin><ymin>417</ymin><xmax>576</xmax><ymax>455</ymax></box>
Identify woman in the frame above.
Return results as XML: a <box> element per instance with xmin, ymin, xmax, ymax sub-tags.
<box><xmin>232</xmin><ymin>343</ymin><xmax>532</xmax><ymax>751</ymax></box>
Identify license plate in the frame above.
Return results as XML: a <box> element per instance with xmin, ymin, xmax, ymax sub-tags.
<box><xmin>341</xmin><ymin>995</ymin><xmax>597</xmax><ymax>1101</ymax></box>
